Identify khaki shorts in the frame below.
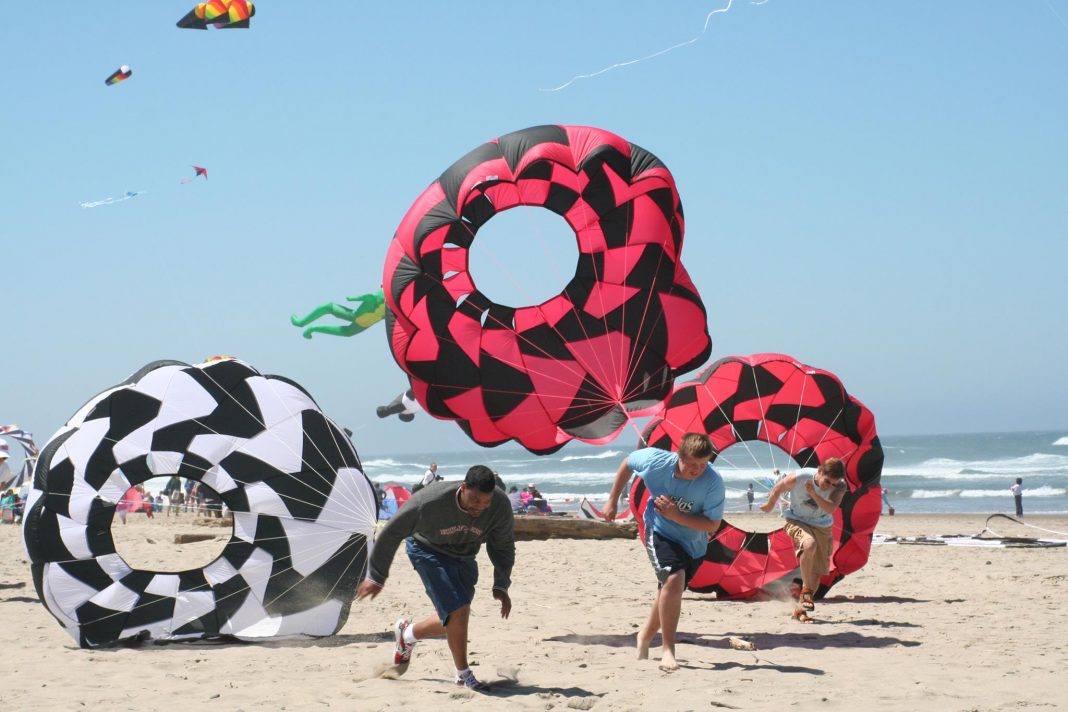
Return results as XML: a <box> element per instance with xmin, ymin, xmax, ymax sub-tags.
<box><xmin>784</xmin><ymin>520</ymin><xmax>834</xmax><ymax>576</ymax></box>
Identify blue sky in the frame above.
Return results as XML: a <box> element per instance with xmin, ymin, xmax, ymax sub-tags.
<box><xmin>2</xmin><ymin>1</ymin><xmax>1066</xmax><ymax>460</ymax></box>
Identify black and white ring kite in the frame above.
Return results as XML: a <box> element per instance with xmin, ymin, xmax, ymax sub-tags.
<box><xmin>23</xmin><ymin>357</ymin><xmax>378</xmax><ymax>648</ymax></box>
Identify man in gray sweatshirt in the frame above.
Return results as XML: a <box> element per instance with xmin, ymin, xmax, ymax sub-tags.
<box><xmin>357</xmin><ymin>464</ymin><xmax>515</xmax><ymax>692</ymax></box>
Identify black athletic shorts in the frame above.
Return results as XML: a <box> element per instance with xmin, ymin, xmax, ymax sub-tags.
<box><xmin>644</xmin><ymin>530</ymin><xmax>701</xmax><ymax>588</ymax></box>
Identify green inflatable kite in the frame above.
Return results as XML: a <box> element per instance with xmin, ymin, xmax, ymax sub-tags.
<box><xmin>291</xmin><ymin>288</ymin><xmax>385</xmax><ymax>339</ymax></box>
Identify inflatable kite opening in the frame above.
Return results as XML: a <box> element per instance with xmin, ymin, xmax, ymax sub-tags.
<box><xmin>384</xmin><ymin>124</ymin><xmax>712</xmax><ymax>454</ymax></box>
<box><xmin>637</xmin><ymin>353</ymin><xmax>884</xmax><ymax>599</ymax></box>
<box><xmin>467</xmin><ymin>206</ymin><xmax>581</xmax><ymax>306</ymax></box>
<box><xmin>23</xmin><ymin>357</ymin><xmax>378</xmax><ymax>648</ymax></box>
<box><xmin>110</xmin><ymin>477</ymin><xmax>229</xmax><ymax>572</ymax></box>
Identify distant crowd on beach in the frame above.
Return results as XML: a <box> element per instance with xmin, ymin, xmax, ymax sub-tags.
<box><xmin>113</xmin><ymin>476</ymin><xmax>227</xmax><ymax>524</ymax></box>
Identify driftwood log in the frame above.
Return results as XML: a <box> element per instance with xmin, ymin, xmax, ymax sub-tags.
<box><xmin>173</xmin><ymin>533</ymin><xmax>222</xmax><ymax>544</ymax></box>
<box><xmin>513</xmin><ymin>515</ymin><xmax>637</xmax><ymax>541</ymax></box>
<box><xmin>191</xmin><ymin>514</ymin><xmax>234</xmax><ymax>527</ymax></box>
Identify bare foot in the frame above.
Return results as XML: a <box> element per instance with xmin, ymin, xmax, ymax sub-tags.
<box><xmin>636</xmin><ymin>631</ymin><xmax>652</xmax><ymax>660</ymax></box>
<box><xmin>658</xmin><ymin>650</ymin><xmax>679</xmax><ymax>672</ymax></box>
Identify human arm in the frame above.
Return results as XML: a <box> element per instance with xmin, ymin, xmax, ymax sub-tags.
<box><xmin>760</xmin><ymin>473</ymin><xmax>796</xmax><ymax>513</ymax></box>
<box><xmin>603</xmin><ymin>458</ymin><xmax>634</xmax><ymax>521</ymax></box>
<box><xmin>652</xmin><ymin>495</ymin><xmax>721</xmax><ymax>532</ymax></box>
<box><xmin>493</xmin><ymin>589</ymin><xmax>512</xmax><ymax>619</ymax></box>
<box><xmin>486</xmin><ymin>507</ymin><xmax>516</xmax><ymax>598</ymax></box>
<box><xmin>804</xmin><ymin>479</ymin><xmax>846</xmax><ymax>514</ymax></box>
<box><xmin>358</xmin><ymin>497</ymin><xmax>421</xmax><ymax>597</ymax></box>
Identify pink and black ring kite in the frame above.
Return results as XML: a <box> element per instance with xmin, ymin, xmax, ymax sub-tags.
<box><xmin>634</xmin><ymin>353</ymin><xmax>884</xmax><ymax>598</ymax></box>
<box><xmin>383</xmin><ymin>125</ymin><xmax>712</xmax><ymax>454</ymax></box>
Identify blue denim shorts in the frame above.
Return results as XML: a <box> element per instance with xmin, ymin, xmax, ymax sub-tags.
<box><xmin>406</xmin><ymin>538</ymin><xmax>478</xmax><ymax>625</ymax></box>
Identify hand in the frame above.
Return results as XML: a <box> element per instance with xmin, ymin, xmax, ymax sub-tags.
<box><xmin>603</xmin><ymin>502</ymin><xmax>618</xmax><ymax>521</ymax></box>
<box><xmin>653</xmin><ymin>495</ymin><xmax>679</xmax><ymax>521</ymax></box>
<box><xmin>759</xmin><ymin>500</ymin><xmax>775</xmax><ymax>513</ymax></box>
<box><xmin>804</xmin><ymin>480</ymin><xmax>817</xmax><ymax>497</ymax></box>
<box><xmin>493</xmin><ymin>589</ymin><xmax>512</xmax><ymax>619</ymax></box>
<box><xmin>356</xmin><ymin>579</ymin><xmax>383</xmax><ymax>601</ymax></box>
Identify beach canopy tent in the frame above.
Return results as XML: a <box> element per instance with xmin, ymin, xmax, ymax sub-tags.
<box><xmin>378</xmin><ymin>484</ymin><xmax>411</xmax><ymax>520</ymax></box>
<box><xmin>0</xmin><ymin>425</ymin><xmax>39</xmax><ymax>491</ymax></box>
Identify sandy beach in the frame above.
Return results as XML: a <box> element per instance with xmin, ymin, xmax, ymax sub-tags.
<box><xmin>2</xmin><ymin>512</ymin><xmax>1066</xmax><ymax>711</ymax></box>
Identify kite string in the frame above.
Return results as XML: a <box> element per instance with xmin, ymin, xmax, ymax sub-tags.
<box><xmin>541</xmin><ymin>0</ymin><xmax>738</xmax><ymax>92</ymax></box>
<box><xmin>979</xmin><ymin>514</ymin><xmax>1068</xmax><ymax>539</ymax></box>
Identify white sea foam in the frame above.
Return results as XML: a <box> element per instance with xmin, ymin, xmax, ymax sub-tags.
<box><xmin>1054</xmin><ymin>436</ymin><xmax>1068</xmax><ymax>446</ymax></box>
<box><xmin>362</xmin><ymin>458</ymin><xmax>427</xmax><ymax>470</ymax></box>
<box><xmin>908</xmin><ymin>486</ymin><xmax>1066</xmax><ymax>499</ymax></box>
<box><xmin>561</xmin><ymin>450</ymin><xmax>621</xmax><ymax>462</ymax></box>
<box><xmin>886</xmin><ymin>453</ymin><xmax>1068</xmax><ymax>478</ymax></box>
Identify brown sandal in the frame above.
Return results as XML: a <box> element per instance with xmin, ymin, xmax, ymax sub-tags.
<box><xmin>792</xmin><ymin>608</ymin><xmax>814</xmax><ymax>623</ymax></box>
<box><xmin>799</xmin><ymin>588</ymin><xmax>815</xmax><ymax>611</ymax></box>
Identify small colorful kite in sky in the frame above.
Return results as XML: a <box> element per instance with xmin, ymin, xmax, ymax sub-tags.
<box><xmin>79</xmin><ymin>191</ymin><xmax>145</xmax><ymax>209</ymax></box>
<box><xmin>104</xmin><ymin>65</ymin><xmax>132</xmax><ymax>86</ymax></box>
<box><xmin>177</xmin><ymin>0</ymin><xmax>255</xmax><ymax>30</ymax></box>
<box><xmin>180</xmin><ymin>166</ymin><xmax>208</xmax><ymax>183</ymax></box>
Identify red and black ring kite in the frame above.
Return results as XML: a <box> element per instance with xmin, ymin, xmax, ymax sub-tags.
<box><xmin>633</xmin><ymin>353</ymin><xmax>884</xmax><ymax>598</ymax></box>
<box><xmin>383</xmin><ymin>125</ymin><xmax>712</xmax><ymax>454</ymax></box>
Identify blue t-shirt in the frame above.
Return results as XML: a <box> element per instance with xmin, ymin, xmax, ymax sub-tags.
<box><xmin>628</xmin><ymin>448</ymin><xmax>725</xmax><ymax>558</ymax></box>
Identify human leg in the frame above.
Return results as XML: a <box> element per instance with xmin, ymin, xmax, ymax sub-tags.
<box><xmin>636</xmin><ymin>589</ymin><xmax>661</xmax><ymax>659</ymax></box>
<box><xmin>797</xmin><ymin>535</ymin><xmax>820</xmax><ymax>593</ymax></box>
<box><xmin>656</xmin><ymin>570</ymin><xmax>686</xmax><ymax>670</ymax></box>
<box><xmin>443</xmin><ymin>605</ymin><xmax>472</xmax><ymax>671</ymax></box>
<box><xmin>641</xmin><ymin>532</ymin><xmax>698</xmax><ymax>669</ymax></box>
<box><xmin>401</xmin><ymin>539</ymin><xmax>479</xmax><ymax>679</ymax></box>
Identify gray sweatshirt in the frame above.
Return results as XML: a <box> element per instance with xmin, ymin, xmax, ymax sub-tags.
<box><xmin>368</xmin><ymin>480</ymin><xmax>515</xmax><ymax>592</ymax></box>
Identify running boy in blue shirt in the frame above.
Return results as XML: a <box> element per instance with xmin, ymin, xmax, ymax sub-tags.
<box><xmin>604</xmin><ymin>433</ymin><xmax>725</xmax><ymax>671</ymax></box>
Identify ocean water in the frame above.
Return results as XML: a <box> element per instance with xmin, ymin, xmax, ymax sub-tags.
<box><xmin>359</xmin><ymin>430</ymin><xmax>1068</xmax><ymax>516</ymax></box>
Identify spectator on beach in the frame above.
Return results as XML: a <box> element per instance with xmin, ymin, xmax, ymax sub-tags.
<box><xmin>413</xmin><ymin>462</ymin><xmax>440</xmax><ymax>493</ymax></box>
<box><xmin>760</xmin><ymin>458</ymin><xmax>847</xmax><ymax>622</ymax></box>
<box><xmin>604</xmin><ymin>433</ymin><xmax>725</xmax><ymax>671</ymax></box>
<box><xmin>0</xmin><ymin>490</ymin><xmax>16</xmax><ymax>524</ymax></box>
<box><xmin>167</xmin><ymin>488</ymin><xmax>184</xmax><ymax>517</ymax></box>
<box><xmin>357</xmin><ymin>465</ymin><xmax>514</xmax><ymax>693</ymax></box>
<box><xmin>203</xmin><ymin>489</ymin><xmax>223</xmax><ymax>518</ymax></box>
<box><xmin>1011</xmin><ymin>477</ymin><xmax>1023</xmax><ymax>517</ymax></box>
<box><xmin>746</xmin><ymin>483</ymin><xmax>755</xmax><ymax>511</ymax></box>
<box><xmin>134</xmin><ymin>485</ymin><xmax>154</xmax><ymax>519</ymax></box>
<box><xmin>184</xmin><ymin>478</ymin><xmax>195</xmax><ymax>512</ymax></box>
<box><xmin>165</xmin><ymin>475</ymin><xmax>182</xmax><ymax>499</ymax></box>
<box><xmin>507</xmin><ymin>486</ymin><xmax>524</xmax><ymax>513</ymax></box>
<box><xmin>493</xmin><ymin>472</ymin><xmax>506</xmax><ymax>492</ymax></box>
<box><xmin>524</xmin><ymin>484</ymin><xmax>551</xmax><ymax>513</ymax></box>
<box><xmin>116</xmin><ymin>493</ymin><xmax>130</xmax><ymax>525</ymax></box>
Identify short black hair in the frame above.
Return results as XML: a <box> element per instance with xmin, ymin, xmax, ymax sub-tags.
<box><xmin>464</xmin><ymin>465</ymin><xmax>497</xmax><ymax>493</ymax></box>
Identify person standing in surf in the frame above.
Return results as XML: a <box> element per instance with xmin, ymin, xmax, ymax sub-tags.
<box><xmin>1010</xmin><ymin>477</ymin><xmax>1024</xmax><ymax>517</ymax></box>
<box><xmin>604</xmin><ymin>433</ymin><xmax>725</xmax><ymax>671</ymax></box>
